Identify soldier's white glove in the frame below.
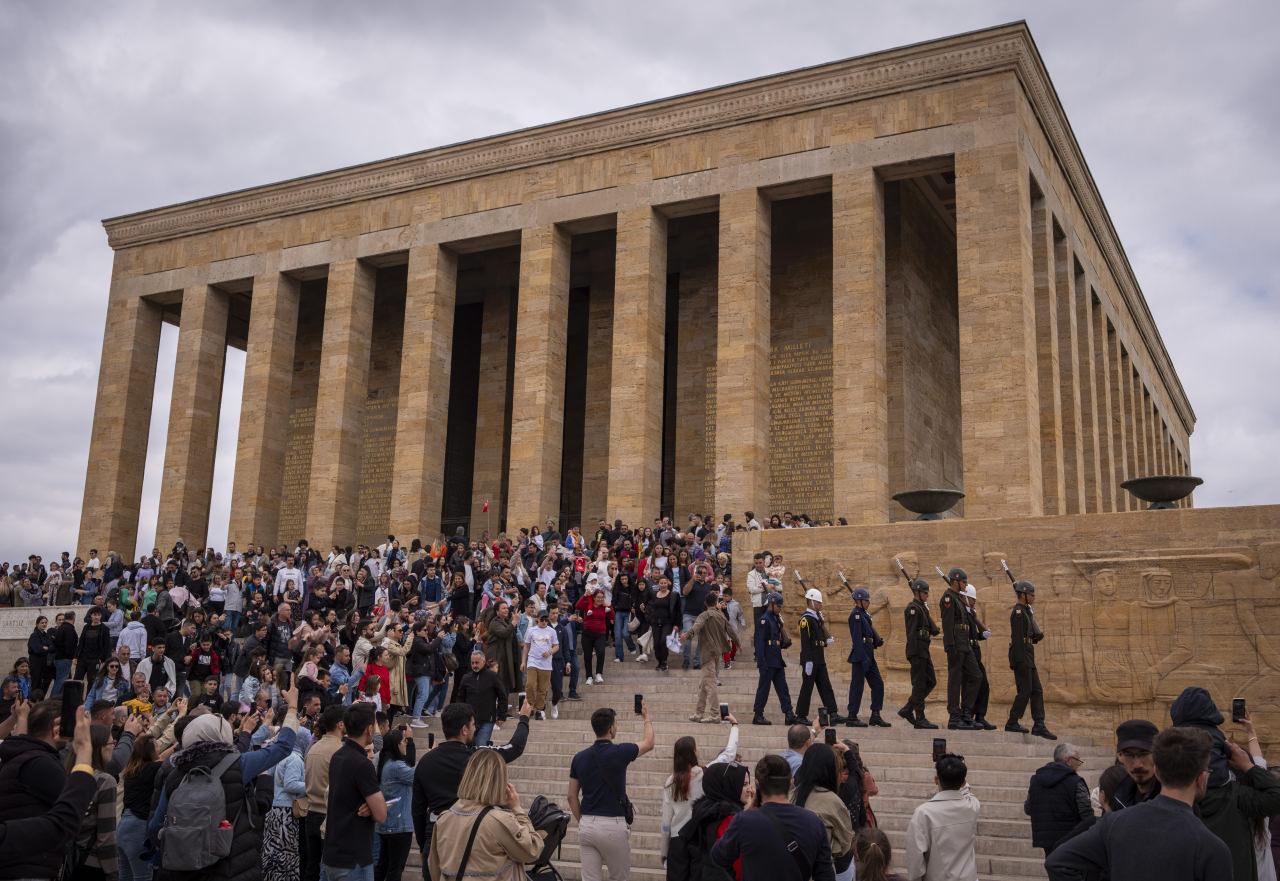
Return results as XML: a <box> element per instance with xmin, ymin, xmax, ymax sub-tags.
<box><xmin>982</xmin><ymin>630</ymin><xmax>991</xmax><ymax>640</ymax></box>
<box><xmin>826</xmin><ymin>637</ymin><xmax>835</xmax><ymax>646</ymax></box>
<box><xmin>804</xmin><ymin>662</ymin><xmax>813</xmax><ymax>676</ymax></box>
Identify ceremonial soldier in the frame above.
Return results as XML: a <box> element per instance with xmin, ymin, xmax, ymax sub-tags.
<box><xmin>896</xmin><ymin>578</ymin><xmax>940</xmax><ymax>730</ymax></box>
<box><xmin>1006</xmin><ymin>580</ymin><xmax>1056</xmax><ymax>739</ymax></box>
<box><xmin>940</xmin><ymin>567</ymin><xmax>983</xmax><ymax>730</ymax></box>
<box><xmin>846</xmin><ymin>587</ymin><xmax>890</xmax><ymax>728</ymax></box>
<box><xmin>752</xmin><ymin>592</ymin><xmax>798</xmax><ymax>726</ymax></box>
<box><xmin>961</xmin><ymin>585</ymin><xmax>996</xmax><ymax>730</ymax></box>
<box><xmin>795</xmin><ymin>588</ymin><xmax>843</xmax><ymax>726</ymax></box>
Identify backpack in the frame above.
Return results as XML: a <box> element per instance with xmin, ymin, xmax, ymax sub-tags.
<box><xmin>158</xmin><ymin>752</ymin><xmax>242</xmax><ymax>871</ymax></box>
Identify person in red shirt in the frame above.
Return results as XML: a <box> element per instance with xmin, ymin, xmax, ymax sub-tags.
<box><xmin>358</xmin><ymin>646</ymin><xmax>392</xmax><ymax>708</ymax></box>
<box><xmin>575</xmin><ymin>588</ymin><xmax>614</xmax><ymax>683</ymax></box>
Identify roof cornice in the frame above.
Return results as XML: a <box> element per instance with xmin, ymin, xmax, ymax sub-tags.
<box><xmin>101</xmin><ymin>21</ymin><xmax>1192</xmax><ymax>431</ymax></box>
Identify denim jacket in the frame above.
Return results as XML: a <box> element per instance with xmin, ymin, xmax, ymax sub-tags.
<box><xmin>272</xmin><ymin>750</ymin><xmax>306</xmax><ymax>808</ymax></box>
<box><xmin>377</xmin><ymin>759</ymin><xmax>414</xmax><ymax>834</ymax></box>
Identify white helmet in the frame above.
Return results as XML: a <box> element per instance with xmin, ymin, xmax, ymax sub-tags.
<box><xmin>962</xmin><ymin>585</ymin><xmax>978</xmax><ymax>600</ymax></box>
<box><xmin>804</xmin><ymin>587</ymin><xmax>824</xmax><ymax>604</ymax></box>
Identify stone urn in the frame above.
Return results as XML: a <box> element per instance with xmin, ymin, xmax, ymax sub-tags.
<box><xmin>892</xmin><ymin>488</ymin><xmax>965</xmax><ymax>520</ymax></box>
<box><xmin>1120</xmin><ymin>475</ymin><xmax>1203</xmax><ymax>509</ymax></box>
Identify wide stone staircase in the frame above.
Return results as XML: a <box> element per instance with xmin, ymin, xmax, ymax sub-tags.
<box><xmin>403</xmin><ymin>655</ymin><xmax>1111</xmax><ymax>880</ymax></box>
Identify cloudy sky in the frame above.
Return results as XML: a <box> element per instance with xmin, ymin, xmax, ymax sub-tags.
<box><xmin>1</xmin><ymin>1</ymin><xmax>1277</xmax><ymax>563</ymax></box>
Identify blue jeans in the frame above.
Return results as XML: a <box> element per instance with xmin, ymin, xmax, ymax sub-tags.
<box><xmin>52</xmin><ymin>659</ymin><xmax>72</xmax><ymax>697</ymax></box>
<box><xmin>323</xmin><ymin>864</ymin><xmax>372</xmax><ymax>881</ymax></box>
<box><xmin>682</xmin><ymin>613</ymin><xmax>700</xmax><ymax>668</ymax></box>
<box><xmin>613</xmin><ymin>612</ymin><xmax>636</xmax><ymax>660</ymax></box>
<box><xmin>412</xmin><ymin>675</ymin><xmax>432</xmax><ymax>717</ymax></box>
<box><xmin>473</xmin><ymin>721</ymin><xmax>494</xmax><ymax>747</ymax></box>
<box><xmin>426</xmin><ymin>680</ymin><xmax>447</xmax><ymax>714</ymax></box>
<box><xmin>118</xmin><ymin>810</ymin><xmax>152</xmax><ymax>881</ymax></box>
<box><xmin>223</xmin><ymin>610</ymin><xmax>242</xmax><ymax>635</ymax></box>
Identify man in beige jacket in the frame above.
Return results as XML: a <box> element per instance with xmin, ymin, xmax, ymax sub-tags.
<box><xmin>688</xmin><ymin>593</ymin><xmax>736</xmax><ymax>723</ymax></box>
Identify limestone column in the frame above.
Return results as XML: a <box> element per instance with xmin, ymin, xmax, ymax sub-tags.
<box><xmin>714</xmin><ymin>188</ymin><xmax>771</xmax><ymax>520</ymax></box>
<box><xmin>470</xmin><ymin>276</ymin><xmax>512</xmax><ymax>531</ymax></box>
<box><xmin>1074</xmin><ymin>276</ymin><xmax>1102</xmax><ymax>512</ymax></box>
<box><xmin>78</xmin><ymin>288</ymin><xmax>163</xmax><ymax>561</ymax></box>
<box><xmin>1123</xmin><ymin>357</ymin><xmax>1142</xmax><ymax>482</ymax></box>
<box><xmin>606</xmin><ymin>207</ymin><xmax>667</xmax><ymax>525</ymax></box>
<box><xmin>1031</xmin><ymin>200</ymin><xmax>1065</xmax><ymax>515</ymax></box>
<box><xmin>1091</xmin><ymin>303</ymin><xmax>1117</xmax><ymax>510</ymax></box>
<box><xmin>1054</xmin><ymin>237</ymin><xmax>1086</xmax><ymax>514</ymax></box>
<box><xmin>954</xmin><ymin>141</ymin><xmax>1043</xmax><ymax>518</ymax></box>
<box><xmin>390</xmin><ymin>244</ymin><xmax>457</xmax><ymax>541</ymax></box>
<box><xmin>1109</xmin><ymin>330</ymin><xmax>1131</xmax><ymax>510</ymax></box>
<box><xmin>155</xmin><ymin>284</ymin><xmax>230</xmax><ymax>551</ymax></box>
<box><xmin>306</xmin><ymin>258</ymin><xmax>376</xmax><ymax>548</ymax></box>
<box><xmin>831</xmin><ymin>168</ymin><xmax>890</xmax><ymax>523</ymax></box>
<box><xmin>228</xmin><ymin>269</ymin><xmax>299</xmax><ymax>547</ymax></box>
<box><xmin>506</xmin><ymin>225</ymin><xmax>571</xmax><ymax>530</ymax></box>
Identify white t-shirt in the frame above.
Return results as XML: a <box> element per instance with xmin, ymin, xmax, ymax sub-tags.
<box><xmin>524</xmin><ymin>624</ymin><xmax>559</xmax><ymax>671</ymax></box>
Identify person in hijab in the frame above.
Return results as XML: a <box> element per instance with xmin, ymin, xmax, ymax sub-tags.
<box><xmin>263</xmin><ymin>726</ymin><xmax>312</xmax><ymax>881</ymax></box>
<box><xmin>148</xmin><ymin>684</ymin><xmax>301</xmax><ymax>881</ymax></box>
<box><xmin>678</xmin><ymin>761</ymin><xmax>753</xmax><ymax>881</ymax></box>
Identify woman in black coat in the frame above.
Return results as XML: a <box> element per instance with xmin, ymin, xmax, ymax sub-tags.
<box><xmin>74</xmin><ymin>608</ymin><xmax>113</xmax><ymax>683</ymax></box>
<box><xmin>646</xmin><ymin>576</ymin><xmax>683</xmax><ymax>673</ymax></box>
<box><xmin>26</xmin><ymin>615</ymin><xmax>55</xmax><ymax>694</ymax></box>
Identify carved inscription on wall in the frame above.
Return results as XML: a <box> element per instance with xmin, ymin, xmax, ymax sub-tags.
<box><xmin>769</xmin><ymin>340</ymin><xmax>834</xmax><ymax>519</ymax></box>
<box><xmin>277</xmin><ymin>405</ymin><xmax>315</xmax><ymax>544</ymax></box>
<box><xmin>356</xmin><ymin>396</ymin><xmax>398</xmax><ymax>543</ymax></box>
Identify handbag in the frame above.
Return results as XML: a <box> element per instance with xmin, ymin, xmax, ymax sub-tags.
<box><xmin>589</xmin><ymin>748</ymin><xmax>635</xmax><ymax>826</ymax></box>
<box><xmin>291</xmin><ymin>797</ymin><xmax>309</xmax><ymax>819</ymax></box>
<box><xmin>665</xmin><ymin>631</ymin><xmax>682</xmax><ymax>654</ymax></box>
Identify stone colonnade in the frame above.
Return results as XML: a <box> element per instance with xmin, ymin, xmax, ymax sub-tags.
<box><xmin>79</xmin><ymin>92</ymin><xmax>1191</xmax><ymax>560</ymax></box>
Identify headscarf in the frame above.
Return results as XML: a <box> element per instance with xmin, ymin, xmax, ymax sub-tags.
<box><xmin>682</xmin><ymin>761</ymin><xmax>748</xmax><ymax>845</ymax></box>
<box><xmin>181</xmin><ymin>712</ymin><xmax>235</xmax><ymax>748</ymax></box>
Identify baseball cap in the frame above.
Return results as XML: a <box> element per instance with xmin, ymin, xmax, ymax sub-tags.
<box><xmin>1115</xmin><ymin>719</ymin><xmax>1158</xmax><ymax>752</ymax></box>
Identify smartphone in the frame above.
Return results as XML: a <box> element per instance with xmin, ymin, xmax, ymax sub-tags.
<box><xmin>932</xmin><ymin>737</ymin><xmax>947</xmax><ymax>763</ymax></box>
<box><xmin>60</xmin><ymin>681</ymin><xmax>85</xmax><ymax>738</ymax></box>
<box><xmin>824</xmin><ymin>727</ymin><xmax>837</xmax><ymax>745</ymax></box>
<box><xmin>634</xmin><ymin>693</ymin><xmax>644</xmax><ymax>715</ymax></box>
<box><xmin>428</xmin><ymin>732</ymin><xmax>436</xmax><ymax>749</ymax></box>
<box><xmin>280</xmin><ymin>670</ymin><xmax>292</xmax><ymax>692</ymax></box>
<box><xmin>719</xmin><ymin>703</ymin><xmax>729</xmax><ymax>720</ymax></box>
<box><xmin>517</xmin><ymin>692</ymin><xmax>526</xmax><ymax>708</ymax></box>
<box><xmin>1232</xmin><ymin>698</ymin><xmax>1247</xmax><ymax>723</ymax></box>
<box><xmin>818</xmin><ymin>707</ymin><xmax>829</xmax><ymax>728</ymax></box>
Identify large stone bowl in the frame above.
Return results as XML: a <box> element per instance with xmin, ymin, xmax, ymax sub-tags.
<box><xmin>892</xmin><ymin>488</ymin><xmax>965</xmax><ymax>520</ymax></box>
<box><xmin>1120</xmin><ymin>475</ymin><xmax>1203</xmax><ymax>509</ymax></box>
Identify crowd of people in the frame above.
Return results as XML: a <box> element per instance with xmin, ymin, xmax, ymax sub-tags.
<box><xmin>0</xmin><ymin>514</ymin><xmax>1275</xmax><ymax>881</ymax></box>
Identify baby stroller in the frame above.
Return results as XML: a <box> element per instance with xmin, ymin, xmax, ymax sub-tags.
<box><xmin>526</xmin><ymin>795</ymin><xmax>572</xmax><ymax>881</ymax></box>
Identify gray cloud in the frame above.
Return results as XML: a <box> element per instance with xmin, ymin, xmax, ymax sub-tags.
<box><xmin>1</xmin><ymin>1</ymin><xmax>1277</xmax><ymax>562</ymax></box>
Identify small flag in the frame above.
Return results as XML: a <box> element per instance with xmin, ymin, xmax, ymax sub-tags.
<box><xmin>482</xmin><ymin>500</ymin><xmax>490</xmax><ymax>513</ymax></box>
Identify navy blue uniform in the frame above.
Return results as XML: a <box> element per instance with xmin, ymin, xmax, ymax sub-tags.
<box><xmin>847</xmin><ymin>606</ymin><xmax>885</xmax><ymax>718</ymax></box>
<box><xmin>753</xmin><ymin>609</ymin><xmax>794</xmax><ymax>718</ymax></box>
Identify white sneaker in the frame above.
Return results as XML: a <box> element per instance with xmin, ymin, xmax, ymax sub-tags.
<box><xmin>584</xmin><ymin>676</ymin><xmax>591</xmax><ymax>686</ymax></box>
<box><xmin>636</xmin><ymin>654</ymin><xmax>648</xmax><ymax>663</ymax></box>
<box><xmin>595</xmin><ymin>673</ymin><xmax>604</xmax><ymax>684</ymax></box>
<box><xmin>551</xmin><ymin>704</ymin><xmax>559</xmax><ymax>719</ymax></box>
<box><xmin>614</xmin><ymin>657</ymin><xmax>622</xmax><ymax>663</ymax></box>
<box><xmin>410</xmin><ymin>718</ymin><xmax>428</xmax><ymax>728</ymax></box>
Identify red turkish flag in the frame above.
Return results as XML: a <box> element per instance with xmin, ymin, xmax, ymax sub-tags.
<box><xmin>482</xmin><ymin>500</ymin><xmax>490</xmax><ymax>512</ymax></box>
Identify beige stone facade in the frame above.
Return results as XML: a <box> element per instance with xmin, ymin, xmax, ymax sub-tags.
<box><xmin>79</xmin><ymin>23</ymin><xmax>1195</xmax><ymax>556</ymax></box>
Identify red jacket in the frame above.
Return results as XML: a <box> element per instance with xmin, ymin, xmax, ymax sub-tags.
<box><xmin>575</xmin><ymin>596</ymin><xmax>614</xmax><ymax>636</ymax></box>
<box><xmin>358</xmin><ymin>662</ymin><xmax>392</xmax><ymax>706</ymax></box>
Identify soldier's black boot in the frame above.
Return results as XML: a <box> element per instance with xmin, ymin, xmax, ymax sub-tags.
<box><xmin>793</xmin><ymin>716</ymin><xmax>812</xmax><ymax>727</ymax></box>
<box><xmin>846</xmin><ymin>716</ymin><xmax>868</xmax><ymax>727</ymax></box>
<box><xmin>1004</xmin><ymin>721</ymin><xmax>1030</xmax><ymax>734</ymax></box>
<box><xmin>828</xmin><ymin>713</ymin><xmax>848</xmax><ymax>725</ymax></box>
<box><xmin>1032</xmin><ymin>723</ymin><xmax>1058</xmax><ymax>740</ymax></box>
<box><xmin>948</xmin><ymin>716</ymin><xmax>976</xmax><ymax>730</ymax></box>
<box><xmin>752</xmin><ymin>713</ymin><xmax>772</xmax><ymax>725</ymax></box>
<box><xmin>897</xmin><ymin>704</ymin><xmax>916</xmax><ymax>723</ymax></box>
<box><xmin>869</xmin><ymin>713</ymin><xmax>891</xmax><ymax>728</ymax></box>
<box><xmin>913</xmin><ymin>709</ymin><xmax>939</xmax><ymax>730</ymax></box>
<box><xmin>974</xmin><ymin>717</ymin><xmax>997</xmax><ymax>731</ymax></box>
